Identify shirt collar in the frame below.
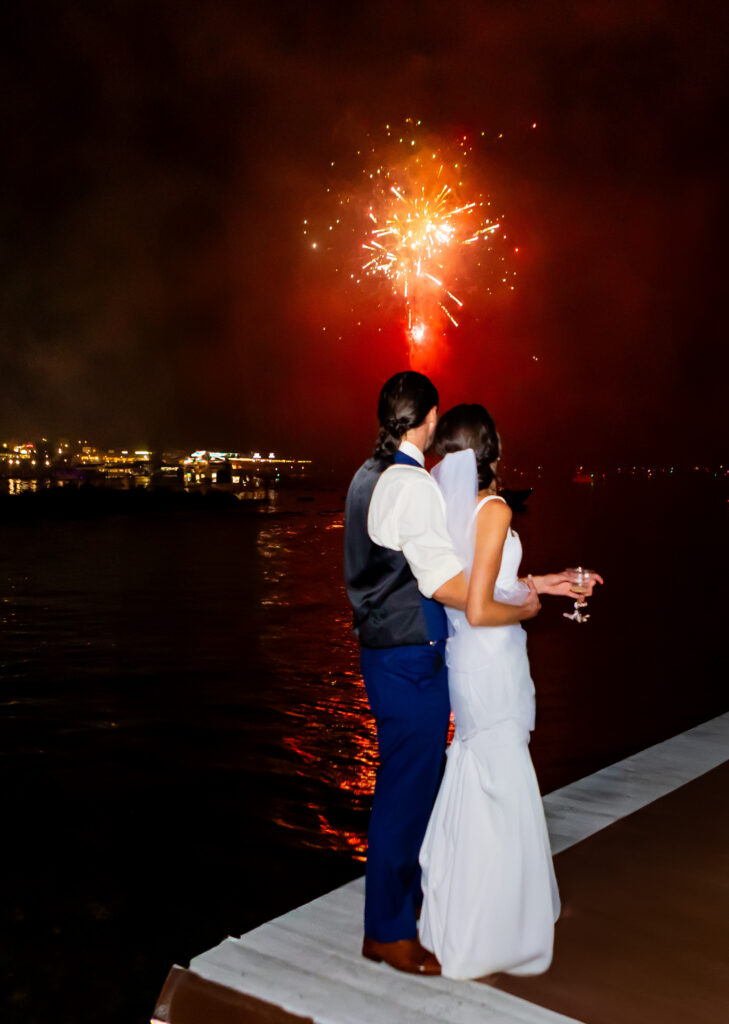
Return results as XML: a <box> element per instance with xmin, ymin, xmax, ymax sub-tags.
<box><xmin>398</xmin><ymin>439</ymin><xmax>425</xmax><ymax>467</ymax></box>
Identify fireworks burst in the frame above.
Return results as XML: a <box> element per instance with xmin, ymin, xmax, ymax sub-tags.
<box><xmin>362</xmin><ymin>157</ymin><xmax>500</xmax><ymax>345</ymax></box>
<box><xmin>305</xmin><ymin>120</ymin><xmax>514</xmax><ymax>361</ymax></box>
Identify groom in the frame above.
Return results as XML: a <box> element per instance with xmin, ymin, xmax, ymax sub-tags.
<box><xmin>344</xmin><ymin>371</ymin><xmax>468</xmax><ymax>975</ymax></box>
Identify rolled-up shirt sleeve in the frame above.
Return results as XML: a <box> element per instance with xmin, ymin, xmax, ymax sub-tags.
<box><xmin>368</xmin><ymin>468</ymin><xmax>463</xmax><ymax>598</ymax></box>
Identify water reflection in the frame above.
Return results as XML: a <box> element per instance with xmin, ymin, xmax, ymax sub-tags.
<box><xmin>257</xmin><ymin>512</ymin><xmax>377</xmax><ymax>860</ymax></box>
<box><xmin>6</xmin><ymin>478</ymin><xmax>41</xmax><ymax>494</ymax></box>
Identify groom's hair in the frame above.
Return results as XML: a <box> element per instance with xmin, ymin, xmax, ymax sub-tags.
<box><xmin>435</xmin><ymin>404</ymin><xmax>501</xmax><ymax>490</ymax></box>
<box><xmin>373</xmin><ymin>371</ymin><xmax>439</xmax><ymax>460</ymax></box>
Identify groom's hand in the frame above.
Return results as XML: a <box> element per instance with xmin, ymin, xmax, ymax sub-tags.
<box><xmin>518</xmin><ymin>576</ymin><xmax>541</xmax><ymax>621</ymax></box>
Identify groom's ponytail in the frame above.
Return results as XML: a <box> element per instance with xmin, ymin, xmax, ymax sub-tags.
<box><xmin>373</xmin><ymin>371</ymin><xmax>439</xmax><ymax>460</ymax></box>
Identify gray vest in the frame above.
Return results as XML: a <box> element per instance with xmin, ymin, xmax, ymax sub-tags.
<box><xmin>343</xmin><ymin>458</ymin><xmax>447</xmax><ymax>649</ymax></box>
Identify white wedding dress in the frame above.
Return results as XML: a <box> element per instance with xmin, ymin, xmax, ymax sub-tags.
<box><xmin>419</xmin><ymin>449</ymin><xmax>560</xmax><ymax>980</ymax></box>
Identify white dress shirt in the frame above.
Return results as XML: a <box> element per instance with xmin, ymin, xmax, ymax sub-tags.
<box><xmin>368</xmin><ymin>441</ymin><xmax>464</xmax><ymax>598</ymax></box>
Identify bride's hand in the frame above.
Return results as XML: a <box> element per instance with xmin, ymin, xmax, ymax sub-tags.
<box><xmin>533</xmin><ymin>571</ymin><xmax>604</xmax><ymax>598</ymax></box>
<box><xmin>518</xmin><ymin>576</ymin><xmax>542</xmax><ymax>621</ymax></box>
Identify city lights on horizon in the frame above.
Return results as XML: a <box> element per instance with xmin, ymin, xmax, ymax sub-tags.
<box><xmin>1</xmin><ymin>439</ymin><xmax>727</xmax><ymax>491</ymax></box>
<box><xmin>1</xmin><ymin>438</ymin><xmax>312</xmax><ymax>490</ymax></box>
<box><xmin>0</xmin><ymin>436</ymin><xmax>315</xmax><ymax>500</ymax></box>
<box><xmin>2</xmin><ymin>439</ymin><xmax>311</xmax><ymax>464</ymax></box>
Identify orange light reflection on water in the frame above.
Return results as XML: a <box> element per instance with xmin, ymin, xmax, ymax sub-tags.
<box><xmin>258</xmin><ymin>513</ymin><xmax>378</xmax><ymax>861</ymax></box>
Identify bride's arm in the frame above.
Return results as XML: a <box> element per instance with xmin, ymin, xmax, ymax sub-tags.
<box><xmin>466</xmin><ymin>501</ymin><xmax>541</xmax><ymax>627</ymax></box>
<box><xmin>433</xmin><ymin>572</ymin><xmax>468</xmax><ymax>611</ymax></box>
<box><xmin>528</xmin><ymin>572</ymin><xmax>604</xmax><ymax>598</ymax></box>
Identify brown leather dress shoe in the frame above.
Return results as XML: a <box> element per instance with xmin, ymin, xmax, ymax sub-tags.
<box><xmin>362</xmin><ymin>937</ymin><xmax>441</xmax><ymax>975</ymax></box>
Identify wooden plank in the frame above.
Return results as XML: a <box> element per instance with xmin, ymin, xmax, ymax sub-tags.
<box><xmin>493</xmin><ymin>761</ymin><xmax>729</xmax><ymax>1024</ymax></box>
<box><xmin>543</xmin><ymin>713</ymin><xmax>729</xmax><ymax>852</ymax></box>
<box><xmin>192</xmin><ymin>933</ymin><xmax>582</xmax><ymax>1024</ymax></box>
<box><xmin>152</xmin><ymin>965</ymin><xmax>315</xmax><ymax>1024</ymax></box>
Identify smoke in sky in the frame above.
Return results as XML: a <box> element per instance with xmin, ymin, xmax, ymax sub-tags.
<box><xmin>1</xmin><ymin>0</ymin><xmax>726</xmax><ymax>469</ymax></box>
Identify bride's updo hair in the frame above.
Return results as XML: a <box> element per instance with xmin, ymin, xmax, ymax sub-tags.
<box><xmin>374</xmin><ymin>371</ymin><xmax>439</xmax><ymax>460</ymax></box>
<box><xmin>434</xmin><ymin>403</ymin><xmax>501</xmax><ymax>490</ymax></box>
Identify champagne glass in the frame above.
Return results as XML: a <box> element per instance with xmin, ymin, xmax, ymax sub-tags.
<box><xmin>563</xmin><ymin>567</ymin><xmax>596</xmax><ymax>623</ymax></box>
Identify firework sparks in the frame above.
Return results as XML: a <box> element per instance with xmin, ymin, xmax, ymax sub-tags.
<box><xmin>359</xmin><ymin>127</ymin><xmax>503</xmax><ymax>351</ymax></box>
<box><xmin>363</xmin><ymin>180</ymin><xmax>499</xmax><ymax>339</ymax></box>
<box><xmin>306</xmin><ymin>120</ymin><xmax>513</xmax><ymax>361</ymax></box>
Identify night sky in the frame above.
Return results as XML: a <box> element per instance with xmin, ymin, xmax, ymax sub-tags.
<box><xmin>1</xmin><ymin>0</ymin><xmax>727</xmax><ymax>471</ymax></box>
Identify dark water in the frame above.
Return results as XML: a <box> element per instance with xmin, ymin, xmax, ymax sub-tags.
<box><xmin>1</xmin><ymin>475</ymin><xmax>727</xmax><ymax>1023</ymax></box>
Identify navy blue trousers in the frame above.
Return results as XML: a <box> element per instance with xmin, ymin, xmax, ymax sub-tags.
<box><xmin>361</xmin><ymin>641</ymin><xmax>450</xmax><ymax>943</ymax></box>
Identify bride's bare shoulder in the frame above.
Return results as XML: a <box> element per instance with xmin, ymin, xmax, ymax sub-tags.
<box><xmin>476</xmin><ymin>496</ymin><xmax>512</xmax><ymax>521</ymax></box>
<box><xmin>474</xmin><ymin>498</ymin><xmax>512</xmax><ymax>551</ymax></box>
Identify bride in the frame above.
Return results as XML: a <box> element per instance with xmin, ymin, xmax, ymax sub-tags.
<box><xmin>419</xmin><ymin>403</ymin><xmax>601</xmax><ymax>980</ymax></box>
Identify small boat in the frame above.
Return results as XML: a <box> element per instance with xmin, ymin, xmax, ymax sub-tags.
<box><xmin>500</xmin><ymin>487</ymin><xmax>532</xmax><ymax>512</ymax></box>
